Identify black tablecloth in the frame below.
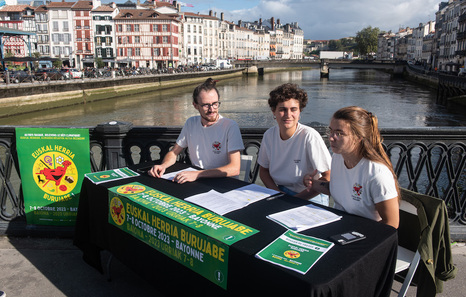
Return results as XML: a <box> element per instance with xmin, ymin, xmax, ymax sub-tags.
<box><xmin>74</xmin><ymin>162</ymin><xmax>397</xmax><ymax>297</ymax></box>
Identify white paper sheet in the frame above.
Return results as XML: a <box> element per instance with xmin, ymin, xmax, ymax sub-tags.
<box><xmin>267</xmin><ymin>204</ymin><xmax>342</xmax><ymax>232</ymax></box>
<box><xmin>185</xmin><ymin>184</ymin><xmax>280</xmax><ymax>215</ymax></box>
<box><xmin>161</xmin><ymin>167</ymin><xmax>198</xmax><ymax>181</ymax></box>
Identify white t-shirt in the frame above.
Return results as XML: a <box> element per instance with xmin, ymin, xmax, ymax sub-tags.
<box><xmin>257</xmin><ymin>123</ymin><xmax>332</xmax><ymax>193</ymax></box>
<box><xmin>176</xmin><ymin>115</ymin><xmax>244</xmax><ymax>170</ymax></box>
<box><xmin>330</xmin><ymin>153</ymin><xmax>398</xmax><ymax>221</ymax></box>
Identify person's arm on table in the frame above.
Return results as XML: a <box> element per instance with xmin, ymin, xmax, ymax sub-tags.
<box><xmin>303</xmin><ymin>169</ymin><xmax>331</xmax><ymax>196</ymax></box>
<box><xmin>259</xmin><ymin>165</ymin><xmax>281</xmax><ymax>192</ymax></box>
<box><xmin>295</xmin><ymin>169</ymin><xmax>331</xmax><ymax>200</ymax></box>
<box><xmin>173</xmin><ymin>150</ymin><xmax>241</xmax><ymax>184</ymax></box>
<box><xmin>148</xmin><ymin>144</ymin><xmax>184</xmax><ymax>178</ymax></box>
<box><xmin>375</xmin><ymin>198</ymin><xmax>399</xmax><ymax>229</ymax></box>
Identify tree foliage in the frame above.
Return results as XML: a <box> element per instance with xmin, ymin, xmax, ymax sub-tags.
<box><xmin>355</xmin><ymin>26</ymin><xmax>380</xmax><ymax>56</ymax></box>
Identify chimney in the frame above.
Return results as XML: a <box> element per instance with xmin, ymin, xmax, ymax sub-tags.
<box><xmin>259</xmin><ymin>18</ymin><xmax>262</xmax><ymax>26</ymax></box>
<box><xmin>271</xmin><ymin>17</ymin><xmax>275</xmax><ymax>30</ymax></box>
<box><xmin>277</xmin><ymin>19</ymin><xmax>281</xmax><ymax>26</ymax></box>
<box><xmin>209</xmin><ymin>10</ymin><xmax>212</xmax><ymax>16</ymax></box>
<box><xmin>238</xmin><ymin>20</ymin><xmax>242</xmax><ymax>27</ymax></box>
<box><xmin>221</xmin><ymin>12</ymin><xmax>224</xmax><ymax>21</ymax></box>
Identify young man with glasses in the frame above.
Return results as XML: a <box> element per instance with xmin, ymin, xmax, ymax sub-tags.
<box><xmin>149</xmin><ymin>78</ymin><xmax>244</xmax><ymax>183</ymax></box>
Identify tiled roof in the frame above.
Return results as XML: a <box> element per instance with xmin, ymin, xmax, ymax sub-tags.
<box><xmin>0</xmin><ymin>5</ymin><xmax>32</xmax><ymax>12</ymax></box>
<box><xmin>183</xmin><ymin>11</ymin><xmax>217</xmax><ymax>20</ymax></box>
<box><xmin>114</xmin><ymin>9</ymin><xmax>178</xmax><ymax>21</ymax></box>
<box><xmin>72</xmin><ymin>1</ymin><xmax>93</xmax><ymax>10</ymax></box>
<box><xmin>92</xmin><ymin>5</ymin><xmax>115</xmax><ymax>12</ymax></box>
<box><xmin>47</xmin><ymin>2</ymin><xmax>75</xmax><ymax>8</ymax></box>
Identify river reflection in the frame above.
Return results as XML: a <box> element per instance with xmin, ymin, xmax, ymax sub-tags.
<box><xmin>1</xmin><ymin>69</ymin><xmax>465</xmax><ymax>127</ymax></box>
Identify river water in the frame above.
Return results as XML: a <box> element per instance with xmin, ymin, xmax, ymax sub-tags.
<box><xmin>1</xmin><ymin>69</ymin><xmax>465</xmax><ymax>128</ymax></box>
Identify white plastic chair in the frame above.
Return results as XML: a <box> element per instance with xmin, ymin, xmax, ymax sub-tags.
<box><xmin>395</xmin><ymin>199</ymin><xmax>422</xmax><ymax>297</ymax></box>
<box><xmin>239</xmin><ymin>155</ymin><xmax>253</xmax><ymax>182</ymax></box>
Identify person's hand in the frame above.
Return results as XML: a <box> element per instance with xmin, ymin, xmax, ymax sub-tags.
<box><xmin>173</xmin><ymin>170</ymin><xmax>199</xmax><ymax>184</ymax></box>
<box><xmin>303</xmin><ymin>169</ymin><xmax>318</xmax><ymax>187</ymax></box>
<box><xmin>148</xmin><ymin>165</ymin><xmax>165</xmax><ymax>178</ymax></box>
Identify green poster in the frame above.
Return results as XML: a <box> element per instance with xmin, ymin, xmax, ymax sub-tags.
<box><xmin>16</xmin><ymin>128</ymin><xmax>91</xmax><ymax>226</ymax></box>
<box><xmin>108</xmin><ymin>182</ymin><xmax>260</xmax><ymax>289</ymax></box>
<box><xmin>255</xmin><ymin>230</ymin><xmax>334</xmax><ymax>275</ymax></box>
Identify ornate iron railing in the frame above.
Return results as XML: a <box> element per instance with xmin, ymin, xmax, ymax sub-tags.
<box><xmin>1</xmin><ymin>123</ymin><xmax>465</xmax><ymax>237</ymax></box>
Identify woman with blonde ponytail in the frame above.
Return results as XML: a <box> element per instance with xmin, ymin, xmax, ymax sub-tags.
<box><xmin>304</xmin><ymin>106</ymin><xmax>400</xmax><ymax>228</ymax></box>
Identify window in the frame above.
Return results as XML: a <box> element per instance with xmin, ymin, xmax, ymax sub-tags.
<box><xmin>128</xmin><ymin>48</ymin><xmax>133</xmax><ymax>56</ymax></box>
<box><xmin>118</xmin><ymin>24</ymin><xmax>122</xmax><ymax>32</ymax></box>
<box><xmin>135</xmin><ymin>36</ymin><xmax>140</xmax><ymax>43</ymax></box>
<box><xmin>152</xmin><ymin>24</ymin><xmax>158</xmax><ymax>32</ymax></box>
<box><xmin>135</xmin><ymin>48</ymin><xmax>140</xmax><ymax>56</ymax></box>
<box><xmin>126</xmin><ymin>24</ymin><xmax>131</xmax><ymax>32</ymax></box>
<box><xmin>163</xmin><ymin>36</ymin><xmax>168</xmax><ymax>43</ymax></box>
<box><xmin>119</xmin><ymin>48</ymin><xmax>124</xmax><ymax>57</ymax></box>
<box><xmin>97</xmin><ymin>48</ymin><xmax>102</xmax><ymax>57</ymax></box>
<box><xmin>153</xmin><ymin>48</ymin><xmax>160</xmax><ymax>56</ymax></box>
<box><xmin>96</xmin><ymin>37</ymin><xmax>102</xmax><ymax>46</ymax></box>
<box><xmin>106</xmin><ymin>37</ymin><xmax>112</xmax><ymax>45</ymax></box>
<box><xmin>134</xmin><ymin>24</ymin><xmax>139</xmax><ymax>32</ymax></box>
<box><xmin>106</xmin><ymin>48</ymin><xmax>112</xmax><ymax>57</ymax></box>
<box><xmin>53</xmin><ymin>21</ymin><xmax>59</xmax><ymax>31</ymax></box>
<box><xmin>63</xmin><ymin>21</ymin><xmax>69</xmax><ymax>31</ymax></box>
<box><xmin>163</xmin><ymin>24</ymin><xmax>168</xmax><ymax>32</ymax></box>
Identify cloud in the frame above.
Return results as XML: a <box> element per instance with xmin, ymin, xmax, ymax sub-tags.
<box><xmin>207</xmin><ymin>0</ymin><xmax>440</xmax><ymax>39</ymax></box>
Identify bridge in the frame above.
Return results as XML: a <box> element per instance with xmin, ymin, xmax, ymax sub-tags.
<box><xmin>232</xmin><ymin>59</ymin><xmax>405</xmax><ymax>76</ymax></box>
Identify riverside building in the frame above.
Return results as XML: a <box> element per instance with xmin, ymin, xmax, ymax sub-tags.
<box><xmin>0</xmin><ymin>0</ymin><xmax>304</xmax><ymax>69</ymax></box>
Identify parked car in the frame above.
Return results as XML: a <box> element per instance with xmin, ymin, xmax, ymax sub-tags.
<box><xmin>35</xmin><ymin>69</ymin><xmax>65</xmax><ymax>81</ymax></box>
<box><xmin>61</xmin><ymin>68</ymin><xmax>83</xmax><ymax>79</ymax></box>
<box><xmin>3</xmin><ymin>70</ymin><xmax>35</xmax><ymax>83</ymax></box>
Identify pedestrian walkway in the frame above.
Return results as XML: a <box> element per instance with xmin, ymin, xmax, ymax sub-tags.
<box><xmin>0</xmin><ymin>236</ymin><xmax>464</xmax><ymax>297</ymax></box>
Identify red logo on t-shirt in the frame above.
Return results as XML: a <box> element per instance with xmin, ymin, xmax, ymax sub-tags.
<box><xmin>352</xmin><ymin>183</ymin><xmax>363</xmax><ymax>201</ymax></box>
<box><xmin>212</xmin><ymin>141</ymin><xmax>221</xmax><ymax>152</ymax></box>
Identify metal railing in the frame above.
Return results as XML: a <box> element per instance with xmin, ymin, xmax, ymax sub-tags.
<box><xmin>1</xmin><ymin>123</ymin><xmax>465</xmax><ymax>237</ymax></box>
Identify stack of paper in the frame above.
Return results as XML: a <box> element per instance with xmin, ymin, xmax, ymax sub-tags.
<box><xmin>267</xmin><ymin>204</ymin><xmax>342</xmax><ymax>232</ymax></box>
<box><xmin>185</xmin><ymin>184</ymin><xmax>279</xmax><ymax>215</ymax></box>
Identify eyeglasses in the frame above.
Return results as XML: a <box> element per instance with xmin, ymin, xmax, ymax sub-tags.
<box><xmin>198</xmin><ymin>101</ymin><xmax>221</xmax><ymax>110</ymax></box>
<box><xmin>325</xmin><ymin>128</ymin><xmax>349</xmax><ymax>139</ymax></box>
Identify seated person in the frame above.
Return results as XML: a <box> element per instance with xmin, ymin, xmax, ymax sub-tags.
<box><xmin>149</xmin><ymin>78</ymin><xmax>244</xmax><ymax>183</ymax></box>
<box><xmin>304</xmin><ymin>106</ymin><xmax>400</xmax><ymax>228</ymax></box>
<box><xmin>257</xmin><ymin>83</ymin><xmax>331</xmax><ymax>205</ymax></box>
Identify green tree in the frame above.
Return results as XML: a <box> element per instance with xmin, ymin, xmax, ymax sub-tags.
<box><xmin>95</xmin><ymin>57</ymin><xmax>104</xmax><ymax>69</ymax></box>
<box><xmin>328</xmin><ymin>40</ymin><xmax>343</xmax><ymax>51</ymax></box>
<box><xmin>32</xmin><ymin>52</ymin><xmax>41</xmax><ymax>70</ymax></box>
<box><xmin>53</xmin><ymin>58</ymin><xmax>63</xmax><ymax>68</ymax></box>
<box><xmin>355</xmin><ymin>26</ymin><xmax>380</xmax><ymax>56</ymax></box>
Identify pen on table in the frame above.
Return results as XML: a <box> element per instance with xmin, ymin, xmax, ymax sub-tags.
<box><xmin>266</xmin><ymin>193</ymin><xmax>285</xmax><ymax>201</ymax></box>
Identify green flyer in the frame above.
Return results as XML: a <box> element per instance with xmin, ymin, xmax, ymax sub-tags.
<box><xmin>15</xmin><ymin>127</ymin><xmax>91</xmax><ymax>226</ymax></box>
<box><xmin>108</xmin><ymin>182</ymin><xmax>259</xmax><ymax>289</ymax></box>
<box><xmin>255</xmin><ymin>230</ymin><xmax>334</xmax><ymax>275</ymax></box>
<box><xmin>85</xmin><ymin>167</ymin><xmax>139</xmax><ymax>184</ymax></box>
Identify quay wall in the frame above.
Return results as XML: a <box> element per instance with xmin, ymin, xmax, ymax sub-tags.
<box><xmin>0</xmin><ymin>69</ymin><xmax>243</xmax><ymax>118</ymax></box>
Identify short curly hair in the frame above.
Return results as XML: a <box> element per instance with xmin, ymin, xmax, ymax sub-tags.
<box><xmin>268</xmin><ymin>83</ymin><xmax>308</xmax><ymax>111</ymax></box>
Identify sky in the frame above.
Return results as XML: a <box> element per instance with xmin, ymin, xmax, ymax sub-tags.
<box><xmin>143</xmin><ymin>0</ymin><xmax>441</xmax><ymax>40</ymax></box>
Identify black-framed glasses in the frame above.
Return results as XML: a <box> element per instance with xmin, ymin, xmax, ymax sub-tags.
<box><xmin>199</xmin><ymin>101</ymin><xmax>221</xmax><ymax>110</ymax></box>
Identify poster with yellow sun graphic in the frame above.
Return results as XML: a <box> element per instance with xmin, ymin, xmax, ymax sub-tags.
<box><xmin>16</xmin><ymin>128</ymin><xmax>91</xmax><ymax>226</ymax></box>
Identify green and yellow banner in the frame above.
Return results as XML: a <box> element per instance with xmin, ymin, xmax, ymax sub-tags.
<box><xmin>16</xmin><ymin>128</ymin><xmax>91</xmax><ymax>226</ymax></box>
<box><xmin>108</xmin><ymin>182</ymin><xmax>259</xmax><ymax>289</ymax></box>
